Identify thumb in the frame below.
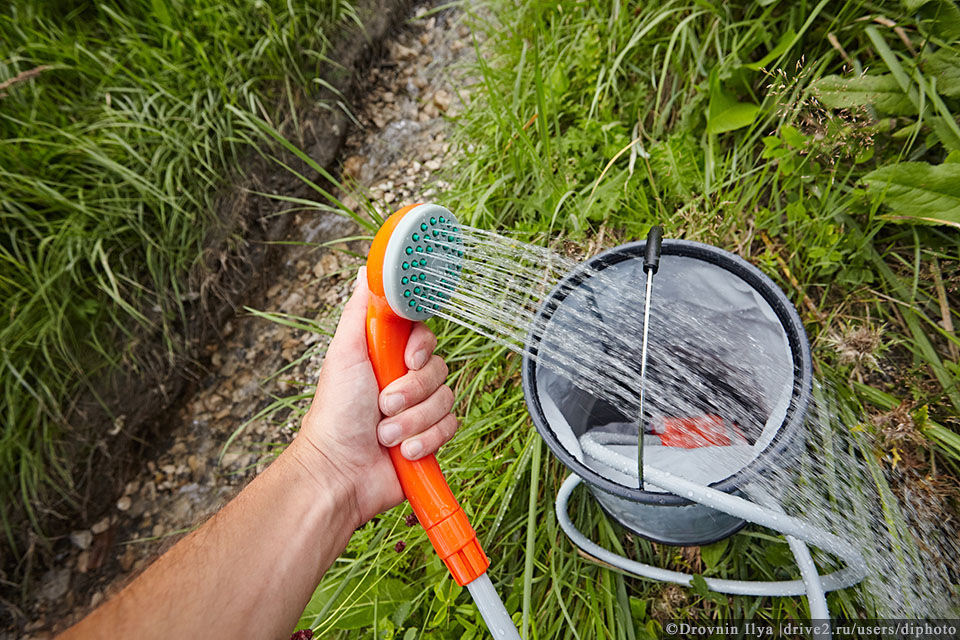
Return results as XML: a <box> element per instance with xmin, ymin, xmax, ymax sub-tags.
<box><xmin>326</xmin><ymin>266</ymin><xmax>370</xmax><ymax>364</ymax></box>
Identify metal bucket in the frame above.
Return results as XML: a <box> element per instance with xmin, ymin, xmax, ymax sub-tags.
<box><xmin>521</xmin><ymin>239</ymin><xmax>813</xmax><ymax>546</ymax></box>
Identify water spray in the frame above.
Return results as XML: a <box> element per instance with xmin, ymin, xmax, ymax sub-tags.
<box><xmin>359</xmin><ymin>202</ymin><xmax>953</xmax><ymax>633</ymax></box>
<box><xmin>365</xmin><ymin>203</ymin><xmax>519</xmax><ymax>640</ymax></box>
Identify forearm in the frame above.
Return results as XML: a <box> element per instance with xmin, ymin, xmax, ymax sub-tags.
<box><xmin>61</xmin><ymin>439</ymin><xmax>359</xmax><ymax>640</ymax></box>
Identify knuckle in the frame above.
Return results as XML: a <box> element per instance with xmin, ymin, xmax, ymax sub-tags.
<box><xmin>406</xmin><ymin>403</ymin><xmax>432</xmax><ymax>433</ymax></box>
<box><xmin>439</xmin><ymin>384</ymin><xmax>455</xmax><ymax>409</ymax></box>
<box><xmin>442</xmin><ymin>414</ymin><xmax>458</xmax><ymax>441</ymax></box>
<box><xmin>412</xmin><ymin>372</ymin><xmax>430</xmax><ymax>398</ymax></box>
<box><xmin>398</xmin><ymin>373</ymin><xmax>425</xmax><ymax>400</ymax></box>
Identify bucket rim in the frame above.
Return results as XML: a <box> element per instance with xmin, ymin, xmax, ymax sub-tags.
<box><xmin>521</xmin><ymin>238</ymin><xmax>813</xmax><ymax>507</ymax></box>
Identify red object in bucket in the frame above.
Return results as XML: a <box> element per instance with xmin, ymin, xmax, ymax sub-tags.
<box><xmin>653</xmin><ymin>415</ymin><xmax>747</xmax><ymax>448</ymax></box>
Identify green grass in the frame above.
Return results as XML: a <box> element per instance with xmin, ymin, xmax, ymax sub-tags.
<box><xmin>252</xmin><ymin>0</ymin><xmax>960</xmax><ymax>636</ymax></box>
<box><xmin>0</xmin><ymin>0</ymin><xmax>359</xmax><ymax>560</ymax></box>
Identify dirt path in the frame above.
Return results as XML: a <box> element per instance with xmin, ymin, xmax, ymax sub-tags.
<box><xmin>18</xmin><ymin>6</ymin><xmax>476</xmax><ymax>638</ymax></box>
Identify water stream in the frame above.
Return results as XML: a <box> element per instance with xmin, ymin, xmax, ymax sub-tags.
<box><xmin>417</xmin><ymin>225</ymin><xmax>959</xmax><ymax>618</ymax></box>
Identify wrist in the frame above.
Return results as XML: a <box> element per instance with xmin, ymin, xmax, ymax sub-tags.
<box><xmin>283</xmin><ymin>436</ymin><xmax>364</xmax><ymax>531</ymax></box>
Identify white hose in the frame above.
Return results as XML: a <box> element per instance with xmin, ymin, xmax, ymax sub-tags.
<box><xmin>466</xmin><ymin>572</ymin><xmax>521</xmax><ymax>640</ymax></box>
<box><xmin>745</xmin><ymin>485</ymin><xmax>830</xmax><ymax>626</ymax></box>
<box><xmin>555</xmin><ymin>472</ymin><xmax>866</xmax><ymax>601</ymax></box>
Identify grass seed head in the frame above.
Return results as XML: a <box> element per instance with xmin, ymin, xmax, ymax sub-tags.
<box><xmin>651</xmin><ymin>584</ymin><xmax>688</xmax><ymax>621</ymax></box>
<box><xmin>824</xmin><ymin>323</ymin><xmax>888</xmax><ymax>380</ymax></box>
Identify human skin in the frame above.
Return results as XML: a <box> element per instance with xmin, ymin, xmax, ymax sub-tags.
<box><xmin>59</xmin><ymin>267</ymin><xmax>458</xmax><ymax>640</ymax></box>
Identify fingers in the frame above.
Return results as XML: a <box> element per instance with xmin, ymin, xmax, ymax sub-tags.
<box><xmin>398</xmin><ymin>414</ymin><xmax>459</xmax><ymax>460</ymax></box>
<box><xmin>378</xmin><ymin>354</ymin><xmax>448</xmax><ymax>416</ymax></box>
<box><xmin>405</xmin><ymin>322</ymin><xmax>437</xmax><ymax>370</ymax></box>
<box><xmin>377</xmin><ymin>384</ymin><xmax>454</xmax><ymax>450</ymax></box>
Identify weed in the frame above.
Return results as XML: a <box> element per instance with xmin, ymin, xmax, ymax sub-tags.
<box><xmin>0</xmin><ymin>0</ymin><xmax>356</xmax><ymax>564</ymax></box>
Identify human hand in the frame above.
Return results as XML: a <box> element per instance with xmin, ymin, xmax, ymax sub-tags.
<box><xmin>291</xmin><ymin>267</ymin><xmax>458</xmax><ymax>526</ymax></box>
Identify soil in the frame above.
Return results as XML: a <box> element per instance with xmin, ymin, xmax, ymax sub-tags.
<box><xmin>6</xmin><ymin>4</ymin><xmax>475</xmax><ymax>638</ymax></box>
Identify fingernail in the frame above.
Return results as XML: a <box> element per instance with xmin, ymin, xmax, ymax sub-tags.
<box><xmin>379</xmin><ymin>422</ymin><xmax>401</xmax><ymax>447</ymax></box>
<box><xmin>412</xmin><ymin>349</ymin><xmax>427</xmax><ymax>370</ymax></box>
<box><xmin>355</xmin><ymin>266</ymin><xmax>366</xmax><ymax>290</ymax></box>
<box><xmin>403</xmin><ymin>440</ymin><xmax>423</xmax><ymax>459</ymax></box>
<box><xmin>382</xmin><ymin>393</ymin><xmax>404</xmax><ymax>415</ymax></box>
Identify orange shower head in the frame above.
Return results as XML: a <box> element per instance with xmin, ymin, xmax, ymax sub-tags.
<box><xmin>364</xmin><ymin>204</ymin><xmax>487</xmax><ymax>587</ymax></box>
<box><xmin>366</xmin><ymin>203</ymin><xmax>463</xmax><ymax>320</ymax></box>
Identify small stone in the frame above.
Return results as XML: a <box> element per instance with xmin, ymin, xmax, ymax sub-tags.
<box><xmin>221</xmin><ymin>452</ymin><xmax>242</xmax><ymax>468</ymax></box>
<box><xmin>384</xmin><ymin>192</ymin><xmax>396</xmax><ymax>204</ymax></box>
<box><xmin>425</xmin><ymin>159</ymin><xmax>441</xmax><ymax>171</ymax></box>
<box><xmin>161</xmin><ymin>464</ymin><xmax>177</xmax><ymax>477</ymax></box>
<box><xmin>342</xmin><ymin>155</ymin><xmax>365</xmax><ymax>180</ymax></box>
<box><xmin>433</xmin><ymin>89</ymin><xmax>452</xmax><ymax>112</ymax></box>
<box><xmin>76</xmin><ymin>551</ymin><xmax>91</xmax><ymax>574</ymax></box>
<box><xmin>391</xmin><ymin>42</ymin><xmax>417</xmax><ymax>61</ymax></box>
<box><xmin>119</xmin><ymin>547</ymin><xmax>137</xmax><ymax>572</ymax></box>
<box><xmin>187</xmin><ymin>455</ymin><xmax>201</xmax><ymax>472</ymax></box>
<box><xmin>123</xmin><ymin>479</ymin><xmax>139</xmax><ymax>495</ymax></box>
<box><xmin>69</xmin><ymin>529</ymin><xmax>93</xmax><ymax>550</ymax></box>
<box><xmin>90</xmin><ymin>591</ymin><xmax>104</xmax><ymax>608</ymax></box>
<box><xmin>39</xmin><ymin>568</ymin><xmax>70</xmax><ymax>603</ymax></box>
<box><xmin>280</xmin><ymin>292</ymin><xmax>303</xmax><ymax>312</ymax></box>
<box><xmin>91</xmin><ymin>517</ymin><xmax>110</xmax><ymax>535</ymax></box>
<box><xmin>141</xmin><ymin>481</ymin><xmax>157</xmax><ymax>501</ymax></box>
<box><xmin>319</xmin><ymin>252</ymin><xmax>339</xmax><ymax>274</ymax></box>
<box><xmin>116</xmin><ymin>496</ymin><xmax>131</xmax><ymax>512</ymax></box>
<box><xmin>152</xmin><ymin>524</ymin><xmax>165</xmax><ymax>538</ymax></box>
